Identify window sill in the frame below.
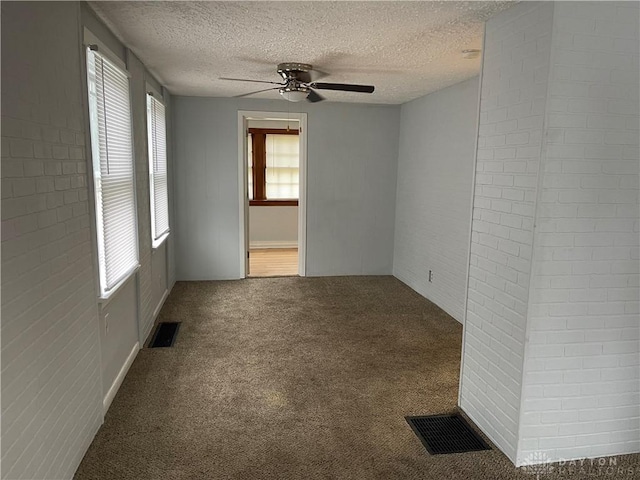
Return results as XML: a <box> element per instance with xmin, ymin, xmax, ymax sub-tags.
<box><xmin>249</xmin><ymin>200</ymin><xmax>298</xmax><ymax>207</ymax></box>
<box><xmin>98</xmin><ymin>264</ymin><xmax>140</xmax><ymax>307</ymax></box>
<box><xmin>152</xmin><ymin>231</ymin><xmax>170</xmax><ymax>250</ymax></box>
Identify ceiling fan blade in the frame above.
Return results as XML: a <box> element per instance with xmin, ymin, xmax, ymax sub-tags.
<box><xmin>220</xmin><ymin>77</ymin><xmax>284</xmax><ymax>86</ymax></box>
<box><xmin>310</xmin><ymin>82</ymin><xmax>375</xmax><ymax>93</ymax></box>
<box><xmin>306</xmin><ymin>89</ymin><xmax>325</xmax><ymax>103</ymax></box>
<box><xmin>234</xmin><ymin>87</ymin><xmax>280</xmax><ymax>99</ymax></box>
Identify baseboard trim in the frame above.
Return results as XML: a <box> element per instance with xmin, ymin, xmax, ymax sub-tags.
<box><xmin>250</xmin><ymin>241</ymin><xmax>298</xmax><ymax>249</ymax></box>
<box><xmin>143</xmin><ymin>283</ymin><xmax>174</xmax><ymax>345</ymax></box>
<box><xmin>152</xmin><ymin>288</ymin><xmax>170</xmax><ymax>321</ymax></box>
<box><xmin>103</xmin><ymin>342</ymin><xmax>139</xmax><ymax>414</ymax></box>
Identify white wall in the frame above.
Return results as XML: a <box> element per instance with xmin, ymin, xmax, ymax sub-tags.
<box><xmin>123</xmin><ymin>35</ymin><xmax>175</xmax><ymax>343</ymax></box>
<box><xmin>98</xmin><ymin>277</ymin><xmax>138</xmax><ymax>405</ymax></box>
<box><xmin>249</xmin><ymin>206</ymin><xmax>298</xmax><ymax>248</ymax></box>
<box><xmin>1</xmin><ymin>3</ymin><xmax>103</xmax><ymax>478</ymax></box>
<box><xmin>518</xmin><ymin>1</ymin><xmax>639</xmax><ymax>464</ymax></box>
<box><xmin>1</xmin><ymin>3</ymin><xmax>175</xmax><ymax>479</ymax></box>
<box><xmin>459</xmin><ymin>1</ymin><xmax>554</xmax><ymax>463</ymax></box>
<box><xmin>173</xmin><ymin>97</ymin><xmax>400</xmax><ymax>279</ymax></box>
<box><xmin>460</xmin><ymin>0</ymin><xmax>640</xmax><ymax>467</ymax></box>
<box><xmin>393</xmin><ymin>77</ymin><xmax>479</xmax><ymax>323</ymax></box>
<box><xmin>166</xmin><ymin>95</ymin><xmax>177</xmax><ymax>288</ymax></box>
<box><xmin>80</xmin><ymin>16</ymin><xmax>143</xmax><ymax>415</ymax></box>
<box><xmin>247</xmin><ymin>119</ymin><xmax>296</xmax><ymax>130</ymax></box>
<box><xmin>79</xmin><ymin>3</ymin><xmax>175</xmax><ymax>402</ymax></box>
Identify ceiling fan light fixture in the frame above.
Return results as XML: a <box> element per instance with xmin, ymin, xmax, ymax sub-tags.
<box><xmin>279</xmin><ymin>87</ymin><xmax>309</xmax><ymax>102</ymax></box>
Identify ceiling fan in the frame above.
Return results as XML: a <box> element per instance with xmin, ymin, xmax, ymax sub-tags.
<box><xmin>220</xmin><ymin>63</ymin><xmax>375</xmax><ymax>103</ymax></box>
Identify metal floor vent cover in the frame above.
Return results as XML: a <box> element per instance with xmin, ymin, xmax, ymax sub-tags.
<box><xmin>406</xmin><ymin>414</ymin><xmax>491</xmax><ymax>455</ymax></box>
<box><xmin>149</xmin><ymin>322</ymin><xmax>181</xmax><ymax>348</ymax></box>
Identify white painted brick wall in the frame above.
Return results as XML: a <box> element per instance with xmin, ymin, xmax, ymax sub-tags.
<box><xmin>518</xmin><ymin>1</ymin><xmax>639</xmax><ymax>465</ymax></box>
<box><xmin>2</xmin><ymin>4</ymin><xmax>176</xmax><ymax>479</ymax></box>
<box><xmin>459</xmin><ymin>2</ymin><xmax>554</xmax><ymax>463</ymax></box>
<box><xmin>393</xmin><ymin>77</ymin><xmax>479</xmax><ymax>323</ymax></box>
<box><xmin>1</xmin><ymin>2</ymin><xmax>103</xmax><ymax>479</ymax></box>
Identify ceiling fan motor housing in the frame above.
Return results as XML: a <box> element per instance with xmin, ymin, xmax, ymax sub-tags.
<box><xmin>277</xmin><ymin>63</ymin><xmax>312</xmax><ymax>100</ymax></box>
<box><xmin>277</xmin><ymin>62</ymin><xmax>313</xmax><ymax>83</ymax></box>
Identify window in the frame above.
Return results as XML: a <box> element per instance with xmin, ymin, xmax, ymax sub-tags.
<box><xmin>86</xmin><ymin>47</ymin><xmax>139</xmax><ymax>297</ymax></box>
<box><xmin>146</xmin><ymin>92</ymin><xmax>170</xmax><ymax>247</ymax></box>
<box><xmin>248</xmin><ymin>129</ymin><xmax>299</xmax><ymax>206</ymax></box>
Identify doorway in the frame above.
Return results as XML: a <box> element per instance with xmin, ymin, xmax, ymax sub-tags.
<box><xmin>237</xmin><ymin>111</ymin><xmax>307</xmax><ymax>278</ymax></box>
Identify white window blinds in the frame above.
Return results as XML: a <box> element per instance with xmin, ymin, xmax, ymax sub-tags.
<box><xmin>146</xmin><ymin>93</ymin><xmax>170</xmax><ymax>246</ymax></box>
<box><xmin>265</xmin><ymin>134</ymin><xmax>299</xmax><ymax>199</ymax></box>
<box><xmin>87</xmin><ymin>48</ymin><xmax>139</xmax><ymax>296</ymax></box>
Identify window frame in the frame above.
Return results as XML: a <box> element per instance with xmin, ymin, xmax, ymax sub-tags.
<box><xmin>146</xmin><ymin>87</ymin><xmax>170</xmax><ymax>249</ymax></box>
<box><xmin>84</xmin><ymin>32</ymin><xmax>140</xmax><ymax>300</ymax></box>
<box><xmin>248</xmin><ymin>128</ymin><xmax>299</xmax><ymax>207</ymax></box>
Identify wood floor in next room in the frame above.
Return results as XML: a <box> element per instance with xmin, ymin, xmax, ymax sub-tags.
<box><xmin>249</xmin><ymin>247</ymin><xmax>298</xmax><ymax>277</ymax></box>
<box><xmin>74</xmin><ymin>277</ymin><xmax>640</xmax><ymax>480</ymax></box>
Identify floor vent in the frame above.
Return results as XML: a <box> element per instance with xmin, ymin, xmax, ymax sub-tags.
<box><xmin>149</xmin><ymin>322</ymin><xmax>181</xmax><ymax>348</ymax></box>
<box><xmin>406</xmin><ymin>414</ymin><xmax>491</xmax><ymax>455</ymax></box>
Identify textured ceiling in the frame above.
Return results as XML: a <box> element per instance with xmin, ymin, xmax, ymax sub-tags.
<box><xmin>89</xmin><ymin>1</ymin><xmax>515</xmax><ymax>104</ymax></box>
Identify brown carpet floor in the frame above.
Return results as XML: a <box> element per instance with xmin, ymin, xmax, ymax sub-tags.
<box><xmin>75</xmin><ymin>276</ymin><xmax>639</xmax><ymax>480</ymax></box>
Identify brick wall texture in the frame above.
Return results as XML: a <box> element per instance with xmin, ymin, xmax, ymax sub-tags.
<box><xmin>1</xmin><ymin>3</ymin><xmax>103</xmax><ymax>479</ymax></box>
<box><xmin>460</xmin><ymin>0</ymin><xmax>639</xmax><ymax>466</ymax></box>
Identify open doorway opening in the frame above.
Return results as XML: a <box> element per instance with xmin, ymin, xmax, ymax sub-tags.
<box><xmin>238</xmin><ymin>111</ymin><xmax>307</xmax><ymax>278</ymax></box>
<box><xmin>247</xmin><ymin>118</ymin><xmax>299</xmax><ymax>276</ymax></box>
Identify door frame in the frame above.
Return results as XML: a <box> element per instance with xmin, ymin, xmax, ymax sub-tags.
<box><xmin>237</xmin><ymin>110</ymin><xmax>308</xmax><ymax>278</ymax></box>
